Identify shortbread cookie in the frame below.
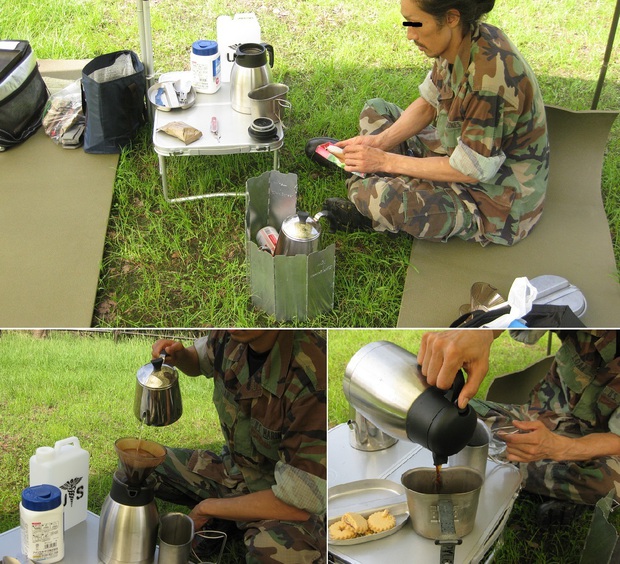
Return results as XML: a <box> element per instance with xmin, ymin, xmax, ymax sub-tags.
<box><xmin>342</xmin><ymin>512</ymin><xmax>369</xmax><ymax>534</ymax></box>
<box><xmin>367</xmin><ymin>509</ymin><xmax>396</xmax><ymax>533</ymax></box>
<box><xmin>329</xmin><ymin>520</ymin><xmax>356</xmax><ymax>540</ymax></box>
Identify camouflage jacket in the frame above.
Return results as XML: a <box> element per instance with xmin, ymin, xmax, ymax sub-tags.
<box><xmin>419</xmin><ymin>23</ymin><xmax>549</xmax><ymax>246</ymax></box>
<box><xmin>529</xmin><ymin>331</ymin><xmax>620</xmax><ymax>435</ymax></box>
<box><xmin>193</xmin><ymin>330</ymin><xmax>327</xmax><ymax>514</ymax></box>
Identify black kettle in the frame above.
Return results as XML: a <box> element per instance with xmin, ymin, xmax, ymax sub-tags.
<box><xmin>343</xmin><ymin>341</ymin><xmax>478</xmax><ymax>465</ymax></box>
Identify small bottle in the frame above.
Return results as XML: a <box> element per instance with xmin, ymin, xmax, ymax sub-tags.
<box><xmin>20</xmin><ymin>484</ymin><xmax>65</xmax><ymax>563</ymax></box>
<box><xmin>191</xmin><ymin>40</ymin><xmax>221</xmax><ymax>94</ymax></box>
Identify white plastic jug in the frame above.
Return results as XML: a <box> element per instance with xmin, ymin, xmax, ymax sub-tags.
<box><xmin>216</xmin><ymin>13</ymin><xmax>261</xmax><ymax>82</ymax></box>
<box><xmin>29</xmin><ymin>437</ymin><xmax>90</xmax><ymax>531</ymax></box>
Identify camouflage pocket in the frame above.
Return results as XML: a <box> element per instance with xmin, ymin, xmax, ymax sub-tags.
<box><xmin>250</xmin><ymin>418</ymin><xmax>281</xmax><ymax>460</ymax></box>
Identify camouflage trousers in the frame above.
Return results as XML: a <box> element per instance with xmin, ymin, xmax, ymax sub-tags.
<box><xmin>471</xmin><ymin>399</ymin><xmax>620</xmax><ymax>505</ymax></box>
<box><xmin>152</xmin><ymin>447</ymin><xmax>326</xmax><ymax>564</ymax></box>
<box><xmin>345</xmin><ymin>98</ymin><xmax>484</xmax><ymax>242</ymax></box>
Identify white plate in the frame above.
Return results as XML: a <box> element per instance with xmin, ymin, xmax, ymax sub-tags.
<box><xmin>328</xmin><ymin>479</ymin><xmax>409</xmax><ymax>546</ymax></box>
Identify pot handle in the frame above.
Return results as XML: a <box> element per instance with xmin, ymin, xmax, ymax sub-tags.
<box><xmin>262</xmin><ymin>43</ymin><xmax>274</xmax><ymax>67</ymax></box>
<box><xmin>151</xmin><ymin>352</ymin><xmax>166</xmax><ymax>370</ymax></box>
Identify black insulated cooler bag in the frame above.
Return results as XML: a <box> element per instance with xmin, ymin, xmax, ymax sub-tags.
<box><xmin>81</xmin><ymin>50</ymin><xmax>147</xmax><ymax>154</ymax></box>
<box><xmin>0</xmin><ymin>40</ymin><xmax>49</xmax><ymax>151</ymax></box>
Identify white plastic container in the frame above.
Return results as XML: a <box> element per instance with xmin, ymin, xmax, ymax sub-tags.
<box><xmin>29</xmin><ymin>437</ymin><xmax>89</xmax><ymax>531</ymax></box>
<box><xmin>216</xmin><ymin>13</ymin><xmax>261</xmax><ymax>82</ymax></box>
<box><xmin>20</xmin><ymin>484</ymin><xmax>65</xmax><ymax>563</ymax></box>
<box><xmin>190</xmin><ymin>40</ymin><xmax>221</xmax><ymax>94</ymax></box>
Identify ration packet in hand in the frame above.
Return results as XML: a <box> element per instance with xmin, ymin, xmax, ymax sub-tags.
<box><xmin>315</xmin><ymin>142</ymin><xmax>366</xmax><ymax>178</ymax></box>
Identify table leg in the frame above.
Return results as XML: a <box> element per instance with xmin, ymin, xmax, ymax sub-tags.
<box><xmin>158</xmin><ymin>154</ymin><xmax>244</xmax><ymax>203</ymax></box>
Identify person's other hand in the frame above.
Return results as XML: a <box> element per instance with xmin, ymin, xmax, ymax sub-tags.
<box><xmin>418</xmin><ymin>330</ymin><xmax>496</xmax><ymax>409</ymax></box>
<box><xmin>341</xmin><ymin>145</ymin><xmax>389</xmax><ymax>174</ymax></box>
<box><xmin>502</xmin><ymin>419</ymin><xmax>564</xmax><ymax>462</ymax></box>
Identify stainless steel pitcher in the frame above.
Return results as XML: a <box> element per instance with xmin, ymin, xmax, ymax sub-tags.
<box><xmin>343</xmin><ymin>341</ymin><xmax>477</xmax><ymax>465</ymax></box>
<box><xmin>274</xmin><ymin>210</ymin><xmax>330</xmax><ymax>256</ymax></box>
<box><xmin>134</xmin><ymin>355</ymin><xmax>182</xmax><ymax>427</ymax></box>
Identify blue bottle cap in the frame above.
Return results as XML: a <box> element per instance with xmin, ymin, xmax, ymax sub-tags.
<box><xmin>22</xmin><ymin>484</ymin><xmax>62</xmax><ymax>511</ymax></box>
<box><xmin>192</xmin><ymin>40</ymin><xmax>218</xmax><ymax>56</ymax></box>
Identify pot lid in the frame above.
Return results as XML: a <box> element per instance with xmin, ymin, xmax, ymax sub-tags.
<box><xmin>530</xmin><ymin>274</ymin><xmax>587</xmax><ymax>317</ymax></box>
<box><xmin>281</xmin><ymin>211</ymin><xmax>321</xmax><ymax>242</ymax></box>
<box><xmin>136</xmin><ymin>356</ymin><xmax>178</xmax><ymax>389</ymax></box>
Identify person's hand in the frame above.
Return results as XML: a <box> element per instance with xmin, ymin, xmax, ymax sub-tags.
<box><xmin>188</xmin><ymin>499</ymin><xmax>212</xmax><ymax>532</ymax></box>
<box><xmin>418</xmin><ymin>330</ymin><xmax>497</xmax><ymax>409</ymax></box>
<box><xmin>340</xmin><ymin>145</ymin><xmax>389</xmax><ymax>174</ymax></box>
<box><xmin>502</xmin><ymin>420</ymin><xmax>566</xmax><ymax>462</ymax></box>
<box><xmin>152</xmin><ymin>339</ymin><xmax>187</xmax><ymax>365</ymax></box>
<box><xmin>336</xmin><ymin>135</ymin><xmax>384</xmax><ymax>150</ymax></box>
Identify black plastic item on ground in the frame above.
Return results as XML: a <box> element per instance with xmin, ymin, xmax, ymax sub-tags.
<box><xmin>0</xmin><ymin>40</ymin><xmax>49</xmax><ymax>151</ymax></box>
<box><xmin>81</xmin><ymin>50</ymin><xmax>147</xmax><ymax>154</ymax></box>
<box><xmin>451</xmin><ymin>304</ymin><xmax>586</xmax><ymax>328</ymax></box>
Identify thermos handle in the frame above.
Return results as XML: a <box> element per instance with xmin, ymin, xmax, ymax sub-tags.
<box><xmin>262</xmin><ymin>43</ymin><xmax>274</xmax><ymax>67</ymax></box>
<box><xmin>445</xmin><ymin>370</ymin><xmax>466</xmax><ymax>409</ymax></box>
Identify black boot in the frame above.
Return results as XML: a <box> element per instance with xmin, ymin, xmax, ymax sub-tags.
<box><xmin>305</xmin><ymin>137</ymin><xmax>341</xmax><ymax>171</ymax></box>
<box><xmin>321</xmin><ymin>197</ymin><xmax>374</xmax><ymax>233</ymax></box>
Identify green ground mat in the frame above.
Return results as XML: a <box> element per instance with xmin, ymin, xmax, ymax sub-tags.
<box><xmin>398</xmin><ymin>106</ymin><xmax>620</xmax><ymax>328</ymax></box>
<box><xmin>0</xmin><ymin>60</ymin><xmax>118</xmax><ymax>328</ymax></box>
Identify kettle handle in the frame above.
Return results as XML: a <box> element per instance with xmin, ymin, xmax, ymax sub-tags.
<box><xmin>262</xmin><ymin>43</ymin><xmax>274</xmax><ymax>67</ymax></box>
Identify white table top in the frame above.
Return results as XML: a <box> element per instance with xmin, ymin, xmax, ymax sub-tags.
<box><xmin>328</xmin><ymin>423</ymin><xmax>522</xmax><ymax>564</ymax></box>
<box><xmin>0</xmin><ymin>511</ymin><xmax>100</xmax><ymax>563</ymax></box>
<box><xmin>152</xmin><ymin>72</ymin><xmax>284</xmax><ymax>157</ymax></box>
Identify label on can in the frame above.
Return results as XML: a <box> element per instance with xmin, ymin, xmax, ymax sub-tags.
<box><xmin>256</xmin><ymin>226</ymin><xmax>278</xmax><ymax>254</ymax></box>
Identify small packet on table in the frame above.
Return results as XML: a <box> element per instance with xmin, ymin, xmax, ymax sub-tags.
<box><xmin>157</xmin><ymin>121</ymin><xmax>202</xmax><ymax>145</ymax></box>
<box><xmin>315</xmin><ymin>142</ymin><xmax>366</xmax><ymax>178</ymax></box>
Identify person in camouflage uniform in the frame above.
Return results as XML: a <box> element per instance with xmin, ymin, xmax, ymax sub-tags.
<box><xmin>418</xmin><ymin>330</ymin><xmax>620</xmax><ymax>506</ymax></box>
<box><xmin>151</xmin><ymin>330</ymin><xmax>326</xmax><ymax>564</ymax></box>
<box><xmin>318</xmin><ymin>0</ymin><xmax>548</xmax><ymax>246</ymax></box>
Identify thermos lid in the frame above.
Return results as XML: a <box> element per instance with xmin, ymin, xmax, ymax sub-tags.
<box><xmin>21</xmin><ymin>484</ymin><xmax>62</xmax><ymax>511</ymax></box>
<box><xmin>192</xmin><ymin>40</ymin><xmax>218</xmax><ymax>56</ymax></box>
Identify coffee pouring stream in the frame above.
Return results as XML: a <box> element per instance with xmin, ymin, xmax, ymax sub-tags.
<box><xmin>343</xmin><ymin>341</ymin><xmax>477</xmax><ymax>466</ymax></box>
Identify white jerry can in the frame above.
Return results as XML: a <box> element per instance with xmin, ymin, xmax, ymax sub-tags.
<box><xmin>29</xmin><ymin>437</ymin><xmax>90</xmax><ymax>531</ymax></box>
<box><xmin>216</xmin><ymin>13</ymin><xmax>261</xmax><ymax>82</ymax></box>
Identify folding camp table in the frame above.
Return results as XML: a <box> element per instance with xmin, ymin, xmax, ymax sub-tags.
<box><xmin>153</xmin><ymin>71</ymin><xmax>283</xmax><ymax>203</ymax></box>
<box><xmin>327</xmin><ymin>423</ymin><xmax>521</xmax><ymax>564</ymax></box>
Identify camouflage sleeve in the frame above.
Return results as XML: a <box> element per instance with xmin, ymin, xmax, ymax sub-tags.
<box><xmin>272</xmin><ymin>461</ymin><xmax>326</xmax><ymax>514</ymax></box>
<box><xmin>449</xmin><ymin>137</ymin><xmax>506</xmax><ymax>182</ymax></box>
<box><xmin>194</xmin><ymin>336</ymin><xmax>213</xmax><ymax>377</ymax></box>
<box><xmin>607</xmin><ymin>407</ymin><xmax>620</xmax><ymax>436</ymax></box>
<box><xmin>418</xmin><ymin>71</ymin><xmax>439</xmax><ymax>107</ymax></box>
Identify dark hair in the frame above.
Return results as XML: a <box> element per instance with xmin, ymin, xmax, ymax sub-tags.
<box><xmin>416</xmin><ymin>0</ymin><xmax>495</xmax><ymax>28</ymax></box>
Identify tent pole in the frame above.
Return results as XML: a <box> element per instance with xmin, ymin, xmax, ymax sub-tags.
<box><xmin>592</xmin><ymin>0</ymin><xmax>620</xmax><ymax>109</ymax></box>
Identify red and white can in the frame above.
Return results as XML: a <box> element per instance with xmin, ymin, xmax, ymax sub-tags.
<box><xmin>256</xmin><ymin>226</ymin><xmax>279</xmax><ymax>255</ymax></box>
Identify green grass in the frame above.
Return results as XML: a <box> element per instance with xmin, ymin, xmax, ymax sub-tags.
<box><xmin>0</xmin><ymin>330</ymin><xmax>246</xmax><ymax>562</ymax></box>
<box><xmin>1</xmin><ymin>0</ymin><xmax>618</xmax><ymax>326</ymax></box>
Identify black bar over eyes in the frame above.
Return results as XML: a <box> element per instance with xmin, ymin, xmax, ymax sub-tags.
<box><xmin>403</xmin><ymin>21</ymin><xmax>423</xmax><ymax>27</ymax></box>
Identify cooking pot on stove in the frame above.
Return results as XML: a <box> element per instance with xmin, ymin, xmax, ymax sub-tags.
<box><xmin>343</xmin><ymin>341</ymin><xmax>477</xmax><ymax>466</ymax></box>
<box><xmin>134</xmin><ymin>355</ymin><xmax>182</xmax><ymax>426</ymax></box>
<box><xmin>274</xmin><ymin>210</ymin><xmax>330</xmax><ymax>256</ymax></box>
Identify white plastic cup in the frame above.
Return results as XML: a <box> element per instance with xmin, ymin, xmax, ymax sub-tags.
<box><xmin>20</xmin><ymin>484</ymin><xmax>65</xmax><ymax>563</ymax></box>
<box><xmin>191</xmin><ymin>40</ymin><xmax>221</xmax><ymax>94</ymax></box>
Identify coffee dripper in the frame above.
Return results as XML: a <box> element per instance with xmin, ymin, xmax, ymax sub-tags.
<box><xmin>98</xmin><ymin>438</ymin><xmax>166</xmax><ymax>564</ymax></box>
